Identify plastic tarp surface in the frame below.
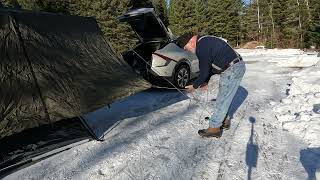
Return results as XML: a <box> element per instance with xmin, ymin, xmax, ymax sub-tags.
<box><xmin>0</xmin><ymin>8</ymin><xmax>151</xmax><ymax>140</ymax></box>
<box><xmin>0</xmin><ymin>117</ymin><xmax>91</xmax><ymax>176</ymax></box>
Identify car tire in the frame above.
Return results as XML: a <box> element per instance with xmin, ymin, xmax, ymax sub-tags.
<box><xmin>173</xmin><ymin>65</ymin><xmax>190</xmax><ymax>89</ymax></box>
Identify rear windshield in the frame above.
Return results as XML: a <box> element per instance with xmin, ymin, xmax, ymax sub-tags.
<box><xmin>127</xmin><ymin>13</ymin><xmax>168</xmax><ymax>40</ymax></box>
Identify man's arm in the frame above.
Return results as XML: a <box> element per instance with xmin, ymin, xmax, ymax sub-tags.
<box><xmin>192</xmin><ymin>51</ymin><xmax>211</xmax><ymax>89</ymax></box>
<box><xmin>204</xmin><ymin>67</ymin><xmax>215</xmax><ymax>83</ymax></box>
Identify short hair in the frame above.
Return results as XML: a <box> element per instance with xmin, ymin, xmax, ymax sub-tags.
<box><xmin>176</xmin><ymin>32</ymin><xmax>195</xmax><ymax>48</ymax></box>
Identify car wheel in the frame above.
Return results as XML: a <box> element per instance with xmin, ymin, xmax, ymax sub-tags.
<box><xmin>174</xmin><ymin>65</ymin><xmax>190</xmax><ymax>89</ymax></box>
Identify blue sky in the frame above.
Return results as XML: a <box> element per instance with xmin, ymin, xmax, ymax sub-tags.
<box><xmin>243</xmin><ymin>0</ymin><xmax>250</xmax><ymax>4</ymax></box>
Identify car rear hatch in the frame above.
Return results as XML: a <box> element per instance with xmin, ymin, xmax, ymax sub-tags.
<box><xmin>118</xmin><ymin>8</ymin><xmax>171</xmax><ymax>43</ymax></box>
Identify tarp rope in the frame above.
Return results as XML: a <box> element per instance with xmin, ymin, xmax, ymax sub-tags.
<box><xmin>130</xmin><ymin>49</ymin><xmax>218</xmax><ymax>127</ymax></box>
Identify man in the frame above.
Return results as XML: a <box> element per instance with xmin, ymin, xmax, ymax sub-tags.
<box><xmin>176</xmin><ymin>33</ymin><xmax>246</xmax><ymax>138</ymax></box>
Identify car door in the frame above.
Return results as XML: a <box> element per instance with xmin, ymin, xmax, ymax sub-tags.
<box><xmin>118</xmin><ymin>8</ymin><xmax>171</xmax><ymax>43</ymax></box>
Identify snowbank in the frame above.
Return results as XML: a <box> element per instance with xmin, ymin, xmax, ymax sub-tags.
<box><xmin>238</xmin><ymin>48</ymin><xmax>320</xmax><ymax>68</ymax></box>
<box><xmin>276</xmin><ymin>55</ymin><xmax>320</xmax><ymax>68</ymax></box>
<box><xmin>273</xmin><ymin>64</ymin><xmax>320</xmax><ymax>147</ymax></box>
<box><xmin>237</xmin><ymin>49</ymin><xmax>303</xmax><ymax>57</ymax></box>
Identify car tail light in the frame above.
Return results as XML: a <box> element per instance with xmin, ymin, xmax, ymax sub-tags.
<box><xmin>153</xmin><ymin>53</ymin><xmax>175</xmax><ymax>61</ymax></box>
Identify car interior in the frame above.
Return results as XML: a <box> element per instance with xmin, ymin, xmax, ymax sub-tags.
<box><xmin>122</xmin><ymin>41</ymin><xmax>167</xmax><ymax>76</ymax></box>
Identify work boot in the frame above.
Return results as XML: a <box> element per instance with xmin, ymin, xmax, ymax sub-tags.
<box><xmin>198</xmin><ymin>127</ymin><xmax>222</xmax><ymax>138</ymax></box>
<box><xmin>222</xmin><ymin>117</ymin><xmax>230</xmax><ymax>130</ymax></box>
<box><xmin>204</xmin><ymin>116</ymin><xmax>230</xmax><ymax>130</ymax></box>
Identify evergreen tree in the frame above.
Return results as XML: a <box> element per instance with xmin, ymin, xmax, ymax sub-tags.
<box><xmin>207</xmin><ymin>0</ymin><xmax>242</xmax><ymax>46</ymax></box>
<box><xmin>305</xmin><ymin>0</ymin><xmax>320</xmax><ymax>48</ymax></box>
<box><xmin>2</xmin><ymin>0</ymin><xmax>315</xmax><ymax>49</ymax></box>
<box><xmin>168</xmin><ymin>0</ymin><xmax>197</xmax><ymax>36</ymax></box>
<box><xmin>242</xmin><ymin>0</ymin><xmax>311</xmax><ymax>48</ymax></box>
<box><xmin>35</xmin><ymin>0</ymin><xmax>70</xmax><ymax>14</ymax></box>
<box><xmin>69</xmin><ymin>0</ymin><xmax>136</xmax><ymax>53</ymax></box>
<box><xmin>269</xmin><ymin>0</ymin><xmax>303</xmax><ymax>48</ymax></box>
<box><xmin>242</xmin><ymin>2</ymin><xmax>258</xmax><ymax>42</ymax></box>
<box><xmin>242</xmin><ymin>0</ymin><xmax>273</xmax><ymax>45</ymax></box>
<box><xmin>1</xmin><ymin>0</ymin><xmax>21</xmax><ymax>8</ymax></box>
<box><xmin>265</xmin><ymin>0</ymin><xmax>277</xmax><ymax>48</ymax></box>
<box><xmin>194</xmin><ymin>0</ymin><xmax>209</xmax><ymax>34</ymax></box>
<box><xmin>129</xmin><ymin>0</ymin><xmax>153</xmax><ymax>9</ymax></box>
<box><xmin>153</xmin><ymin>0</ymin><xmax>169</xmax><ymax>26</ymax></box>
<box><xmin>281</xmin><ymin>0</ymin><xmax>302</xmax><ymax>47</ymax></box>
<box><xmin>1</xmin><ymin>0</ymin><xmax>69</xmax><ymax>13</ymax></box>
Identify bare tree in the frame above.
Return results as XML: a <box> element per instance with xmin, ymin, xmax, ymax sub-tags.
<box><xmin>304</xmin><ymin>0</ymin><xmax>312</xmax><ymax>21</ymax></box>
<box><xmin>296</xmin><ymin>0</ymin><xmax>303</xmax><ymax>47</ymax></box>
<box><xmin>268</xmin><ymin>0</ymin><xmax>275</xmax><ymax>48</ymax></box>
<box><xmin>257</xmin><ymin>0</ymin><xmax>261</xmax><ymax>41</ymax></box>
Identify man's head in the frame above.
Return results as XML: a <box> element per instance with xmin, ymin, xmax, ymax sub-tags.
<box><xmin>176</xmin><ymin>32</ymin><xmax>197</xmax><ymax>53</ymax></box>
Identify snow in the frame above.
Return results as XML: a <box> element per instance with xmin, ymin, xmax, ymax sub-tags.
<box><xmin>3</xmin><ymin>49</ymin><xmax>320</xmax><ymax>180</ymax></box>
<box><xmin>273</xmin><ymin>59</ymin><xmax>320</xmax><ymax>148</ymax></box>
<box><xmin>276</xmin><ymin>54</ymin><xmax>320</xmax><ymax>67</ymax></box>
<box><xmin>237</xmin><ymin>48</ymin><xmax>304</xmax><ymax>56</ymax></box>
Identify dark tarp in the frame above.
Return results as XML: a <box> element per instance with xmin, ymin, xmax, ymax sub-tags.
<box><xmin>0</xmin><ymin>118</ymin><xmax>91</xmax><ymax>177</ymax></box>
<box><xmin>0</xmin><ymin>8</ymin><xmax>150</xmax><ymax>173</ymax></box>
<box><xmin>0</xmin><ymin>8</ymin><xmax>150</xmax><ymax>140</ymax></box>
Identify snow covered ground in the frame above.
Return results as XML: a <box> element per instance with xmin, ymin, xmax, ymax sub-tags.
<box><xmin>4</xmin><ymin>49</ymin><xmax>320</xmax><ymax>180</ymax></box>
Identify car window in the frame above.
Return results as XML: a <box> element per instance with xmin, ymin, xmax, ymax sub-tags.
<box><xmin>128</xmin><ymin>13</ymin><xmax>167</xmax><ymax>40</ymax></box>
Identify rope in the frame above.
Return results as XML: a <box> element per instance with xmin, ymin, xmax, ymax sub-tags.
<box><xmin>151</xmin><ymin>85</ymin><xmax>187</xmax><ymax>91</ymax></box>
<box><xmin>198</xmin><ymin>86</ymin><xmax>210</xmax><ymax>125</ymax></box>
<box><xmin>152</xmin><ymin>85</ymin><xmax>216</xmax><ymax>115</ymax></box>
<box><xmin>130</xmin><ymin>49</ymin><xmax>216</xmax><ymax>116</ymax></box>
<box><xmin>128</xmin><ymin>48</ymin><xmax>225</xmax><ymax>131</ymax></box>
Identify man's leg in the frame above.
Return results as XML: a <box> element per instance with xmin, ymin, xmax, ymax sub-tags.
<box><xmin>209</xmin><ymin>61</ymin><xmax>246</xmax><ymax>128</ymax></box>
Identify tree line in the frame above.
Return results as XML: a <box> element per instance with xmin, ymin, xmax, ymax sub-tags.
<box><xmin>242</xmin><ymin>0</ymin><xmax>320</xmax><ymax>49</ymax></box>
<box><xmin>169</xmin><ymin>0</ymin><xmax>319</xmax><ymax>49</ymax></box>
<box><xmin>0</xmin><ymin>0</ymin><xmax>319</xmax><ymax>51</ymax></box>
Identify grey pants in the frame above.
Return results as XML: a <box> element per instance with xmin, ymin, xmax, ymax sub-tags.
<box><xmin>209</xmin><ymin>61</ymin><xmax>246</xmax><ymax>128</ymax></box>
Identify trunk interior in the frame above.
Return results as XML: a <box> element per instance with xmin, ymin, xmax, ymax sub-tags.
<box><xmin>122</xmin><ymin>41</ymin><xmax>166</xmax><ymax>77</ymax></box>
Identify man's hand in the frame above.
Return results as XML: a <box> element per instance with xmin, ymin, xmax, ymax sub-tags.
<box><xmin>185</xmin><ymin>85</ymin><xmax>195</xmax><ymax>93</ymax></box>
<box><xmin>200</xmin><ymin>83</ymin><xmax>208</xmax><ymax>92</ymax></box>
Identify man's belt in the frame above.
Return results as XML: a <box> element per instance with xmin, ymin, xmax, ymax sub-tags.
<box><xmin>211</xmin><ymin>57</ymin><xmax>243</xmax><ymax>73</ymax></box>
<box><xmin>225</xmin><ymin>56</ymin><xmax>243</xmax><ymax>69</ymax></box>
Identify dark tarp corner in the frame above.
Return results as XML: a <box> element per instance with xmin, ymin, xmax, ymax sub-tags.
<box><xmin>0</xmin><ymin>8</ymin><xmax>150</xmax><ymax>174</ymax></box>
